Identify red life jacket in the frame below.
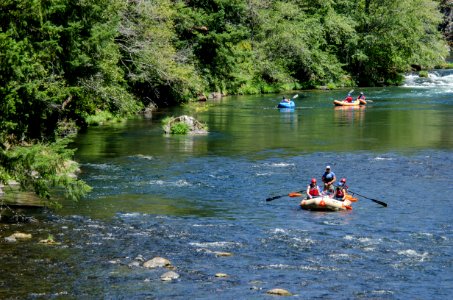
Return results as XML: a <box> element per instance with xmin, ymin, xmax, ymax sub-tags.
<box><xmin>309</xmin><ymin>185</ymin><xmax>320</xmax><ymax>196</ymax></box>
<box><xmin>345</xmin><ymin>96</ymin><xmax>353</xmax><ymax>103</ymax></box>
<box><xmin>335</xmin><ymin>185</ymin><xmax>348</xmax><ymax>198</ymax></box>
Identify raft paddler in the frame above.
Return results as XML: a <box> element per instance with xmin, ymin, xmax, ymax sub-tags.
<box><xmin>344</xmin><ymin>93</ymin><xmax>353</xmax><ymax>103</ymax></box>
<box><xmin>334</xmin><ymin>178</ymin><xmax>348</xmax><ymax>201</ymax></box>
<box><xmin>306</xmin><ymin>178</ymin><xmax>321</xmax><ymax>199</ymax></box>
<box><xmin>322</xmin><ymin>166</ymin><xmax>336</xmax><ymax>194</ymax></box>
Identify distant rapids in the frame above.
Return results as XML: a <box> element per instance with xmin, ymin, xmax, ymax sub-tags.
<box><xmin>404</xmin><ymin>69</ymin><xmax>453</xmax><ymax>88</ymax></box>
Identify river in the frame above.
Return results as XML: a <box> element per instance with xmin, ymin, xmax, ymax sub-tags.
<box><xmin>1</xmin><ymin>71</ymin><xmax>452</xmax><ymax>299</ymax></box>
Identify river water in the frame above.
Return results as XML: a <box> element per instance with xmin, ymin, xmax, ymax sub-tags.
<box><xmin>1</xmin><ymin>72</ymin><xmax>452</xmax><ymax>299</ymax></box>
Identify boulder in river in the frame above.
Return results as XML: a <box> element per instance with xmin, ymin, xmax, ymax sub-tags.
<box><xmin>4</xmin><ymin>236</ymin><xmax>17</xmax><ymax>243</ymax></box>
<box><xmin>160</xmin><ymin>271</ymin><xmax>180</xmax><ymax>281</ymax></box>
<box><xmin>11</xmin><ymin>232</ymin><xmax>32</xmax><ymax>239</ymax></box>
<box><xmin>143</xmin><ymin>257</ymin><xmax>172</xmax><ymax>269</ymax></box>
<box><xmin>162</xmin><ymin>115</ymin><xmax>208</xmax><ymax>135</ymax></box>
<box><xmin>266</xmin><ymin>288</ymin><xmax>293</xmax><ymax>296</ymax></box>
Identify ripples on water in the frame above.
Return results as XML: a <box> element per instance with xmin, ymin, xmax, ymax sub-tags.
<box><xmin>1</xmin><ymin>81</ymin><xmax>453</xmax><ymax>298</ymax></box>
<box><xmin>1</xmin><ymin>150</ymin><xmax>452</xmax><ymax>299</ymax></box>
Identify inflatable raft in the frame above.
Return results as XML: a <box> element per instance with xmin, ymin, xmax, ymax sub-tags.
<box><xmin>300</xmin><ymin>196</ymin><xmax>353</xmax><ymax>211</ymax></box>
<box><xmin>333</xmin><ymin>100</ymin><xmax>361</xmax><ymax>106</ymax></box>
<box><xmin>277</xmin><ymin>101</ymin><xmax>295</xmax><ymax>108</ymax></box>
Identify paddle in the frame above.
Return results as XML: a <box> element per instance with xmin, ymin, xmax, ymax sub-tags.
<box><xmin>348</xmin><ymin>189</ymin><xmax>387</xmax><ymax>207</ymax></box>
<box><xmin>266</xmin><ymin>190</ymin><xmax>305</xmax><ymax>202</ymax></box>
<box><xmin>333</xmin><ymin>184</ymin><xmax>386</xmax><ymax>207</ymax></box>
<box><xmin>291</xmin><ymin>94</ymin><xmax>298</xmax><ymax>100</ymax></box>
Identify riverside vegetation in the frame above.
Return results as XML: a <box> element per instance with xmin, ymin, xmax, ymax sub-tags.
<box><xmin>0</xmin><ymin>0</ymin><xmax>451</xmax><ymax>205</ymax></box>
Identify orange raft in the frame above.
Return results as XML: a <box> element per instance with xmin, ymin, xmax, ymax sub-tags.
<box><xmin>333</xmin><ymin>99</ymin><xmax>367</xmax><ymax>106</ymax></box>
<box><xmin>300</xmin><ymin>196</ymin><xmax>354</xmax><ymax>211</ymax></box>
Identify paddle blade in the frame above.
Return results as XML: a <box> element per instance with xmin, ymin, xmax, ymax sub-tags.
<box><xmin>288</xmin><ymin>192</ymin><xmax>302</xmax><ymax>197</ymax></box>
<box><xmin>371</xmin><ymin>199</ymin><xmax>388</xmax><ymax>207</ymax></box>
<box><xmin>266</xmin><ymin>195</ymin><xmax>283</xmax><ymax>201</ymax></box>
<box><xmin>292</xmin><ymin>94</ymin><xmax>299</xmax><ymax>99</ymax></box>
<box><xmin>345</xmin><ymin>195</ymin><xmax>358</xmax><ymax>202</ymax></box>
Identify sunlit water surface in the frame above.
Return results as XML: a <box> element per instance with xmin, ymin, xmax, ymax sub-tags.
<box><xmin>1</xmin><ymin>73</ymin><xmax>452</xmax><ymax>299</ymax></box>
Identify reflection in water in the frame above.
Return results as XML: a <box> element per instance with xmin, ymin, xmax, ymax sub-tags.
<box><xmin>333</xmin><ymin>105</ymin><xmax>366</xmax><ymax>126</ymax></box>
<box><xmin>278</xmin><ymin>108</ymin><xmax>298</xmax><ymax>129</ymax></box>
<box><xmin>1</xmin><ymin>86</ymin><xmax>453</xmax><ymax>299</ymax></box>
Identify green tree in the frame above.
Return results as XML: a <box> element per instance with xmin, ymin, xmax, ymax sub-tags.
<box><xmin>0</xmin><ymin>0</ymin><xmax>135</xmax><ymax>202</ymax></box>
<box><xmin>117</xmin><ymin>0</ymin><xmax>202</xmax><ymax>105</ymax></box>
<box><xmin>346</xmin><ymin>0</ymin><xmax>448</xmax><ymax>85</ymax></box>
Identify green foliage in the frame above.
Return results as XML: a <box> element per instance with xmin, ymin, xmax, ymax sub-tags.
<box><xmin>117</xmin><ymin>0</ymin><xmax>202</xmax><ymax>104</ymax></box>
<box><xmin>170</xmin><ymin>123</ymin><xmax>190</xmax><ymax>135</ymax></box>
<box><xmin>419</xmin><ymin>70</ymin><xmax>429</xmax><ymax>78</ymax></box>
<box><xmin>0</xmin><ymin>138</ymin><xmax>92</xmax><ymax>204</ymax></box>
<box><xmin>345</xmin><ymin>0</ymin><xmax>448</xmax><ymax>85</ymax></box>
<box><xmin>84</xmin><ymin>110</ymin><xmax>123</xmax><ymax>126</ymax></box>
<box><xmin>0</xmin><ymin>0</ymin><xmax>449</xmax><ymax>203</ymax></box>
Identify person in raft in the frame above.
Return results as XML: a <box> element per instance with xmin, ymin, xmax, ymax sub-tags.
<box><xmin>344</xmin><ymin>93</ymin><xmax>353</xmax><ymax>103</ymax></box>
<box><xmin>322</xmin><ymin>165</ymin><xmax>336</xmax><ymax>194</ymax></box>
<box><xmin>282</xmin><ymin>96</ymin><xmax>290</xmax><ymax>102</ymax></box>
<box><xmin>306</xmin><ymin>178</ymin><xmax>321</xmax><ymax>199</ymax></box>
<box><xmin>357</xmin><ymin>92</ymin><xmax>366</xmax><ymax>101</ymax></box>
<box><xmin>334</xmin><ymin>178</ymin><xmax>349</xmax><ymax>201</ymax></box>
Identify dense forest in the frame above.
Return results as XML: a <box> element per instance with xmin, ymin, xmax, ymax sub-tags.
<box><xmin>0</xmin><ymin>0</ymin><xmax>451</xmax><ymax>203</ymax></box>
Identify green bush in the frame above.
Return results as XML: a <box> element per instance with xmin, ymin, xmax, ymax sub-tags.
<box><xmin>85</xmin><ymin>111</ymin><xmax>123</xmax><ymax>126</ymax></box>
<box><xmin>170</xmin><ymin>123</ymin><xmax>190</xmax><ymax>135</ymax></box>
<box><xmin>419</xmin><ymin>70</ymin><xmax>429</xmax><ymax>78</ymax></box>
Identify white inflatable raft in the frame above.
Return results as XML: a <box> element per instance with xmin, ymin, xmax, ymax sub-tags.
<box><xmin>300</xmin><ymin>196</ymin><xmax>353</xmax><ymax>211</ymax></box>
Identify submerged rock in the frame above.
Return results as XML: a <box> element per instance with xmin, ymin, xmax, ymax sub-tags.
<box><xmin>143</xmin><ymin>257</ymin><xmax>172</xmax><ymax>269</ymax></box>
<box><xmin>160</xmin><ymin>271</ymin><xmax>180</xmax><ymax>281</ymax></box>
<box><xmin>4</xmin><ymin>236</ymin><xmax>16</xmax><ymax>243</ymax></box>
<box><xmin>38</xmin><ymin>239</ymin><xmax>61</xmax><ymax>245</ymax></box>
<box><xmin>162</xmin><ymin>115</ymin><xmax>208</xmax><ymax>135</ymax></box>
<box><xmin>128</xmin><ymin>261</ymin><xmax>141</xmax><ymax>268</ymax></box>
<box><xmin>266</xmin><ymin>288</ymin><xmax>293</xmax><ymax>296</ymax></box>
<box><xmin>213</xmin><ymin>251</ymin><xmax>233</xmax><ymax>257</ymax></box>
<box><xmin>11</xmin><ymin>232</ymin><xmax>32</xmax><ymax>240</ymax></box>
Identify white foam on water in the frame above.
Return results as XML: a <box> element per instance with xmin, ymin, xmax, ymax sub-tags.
<box><xmin>291</xmin><ymin>237</ymin><xmax>315</xmax><ymax>244</ymax></box>
<box><xmin>403</xmin><ymin>71</ymin><xmax>453</xmax><ymax>88</ymax></box>
<box><xmin>87</xmin><ymin>224</ymin><xmax>104</xmax><ymax>229</ymax></box>
<box><xmin>267</xmin><ymin>264</ymin><xmax>295</xmax><ymax>270</ymax></box>
<box><xmin>371</xmin><ymin>290</ymin><xmax>394</xmax><ymax>295</ymax></box>
<box><xmin>256</xmin><ymin>172</ymin><xmax>272</xmax><ymax>176</ymax></box>
<box><xmin>257</xmin><ymin>162</ymin><xmax>295</xmax><ymax>168</ymax></box>
<box><xmin>189</xmin><ymin>241</ymin><xmax>242</xmax><ymax>248</ymax></box>
<box><xmin>397</xmin><ymin>249</ymin><xmax>429</xmax><ymax>261</ymax></box>
<box><xmin>83</xmin><ymin>163</ymin><xmax>120</xmax><ymax>170</ymax></box>
<box><xmin>373</xmin><ymin>156</ymin><xmax>393</xmax><ymax>161</ymax></box>
<box><xmin>148</xmin><ymin>179</ymin><xmax>191</xmax><ymax>187</ymax></box>
<box><xmin>343</xmin><ymin>235</ymin><xmax>382</xmax><ymax>246</ymax></box>
<box><xmin>119</xmin><ymin>212</ymin><xmax>142</xmax><ymax>218</ymax></box>
<box><xmin>362</xmin><ymin>247</ymin><xmax>376</xmax><ymax>252</ymax></box>
<box><xmin>328</xmin><ymin>253</ymin><xmax>350</xmax><ymax>259</ymax></box>
<box><xmin>132</xmin><ymin>154</ymin><xmax>154</xmax><ymax>160</ymax></box>
<box><xmin>270</xmin><ymin>228</ymin><xmax>288</xmax><ymax>234</ymax></box>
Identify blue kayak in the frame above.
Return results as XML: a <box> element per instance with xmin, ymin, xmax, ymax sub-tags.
<box><xmin>277</xmin><ymin>101</ymin><xmax>295</xmax><ymax>108</ymax></box>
